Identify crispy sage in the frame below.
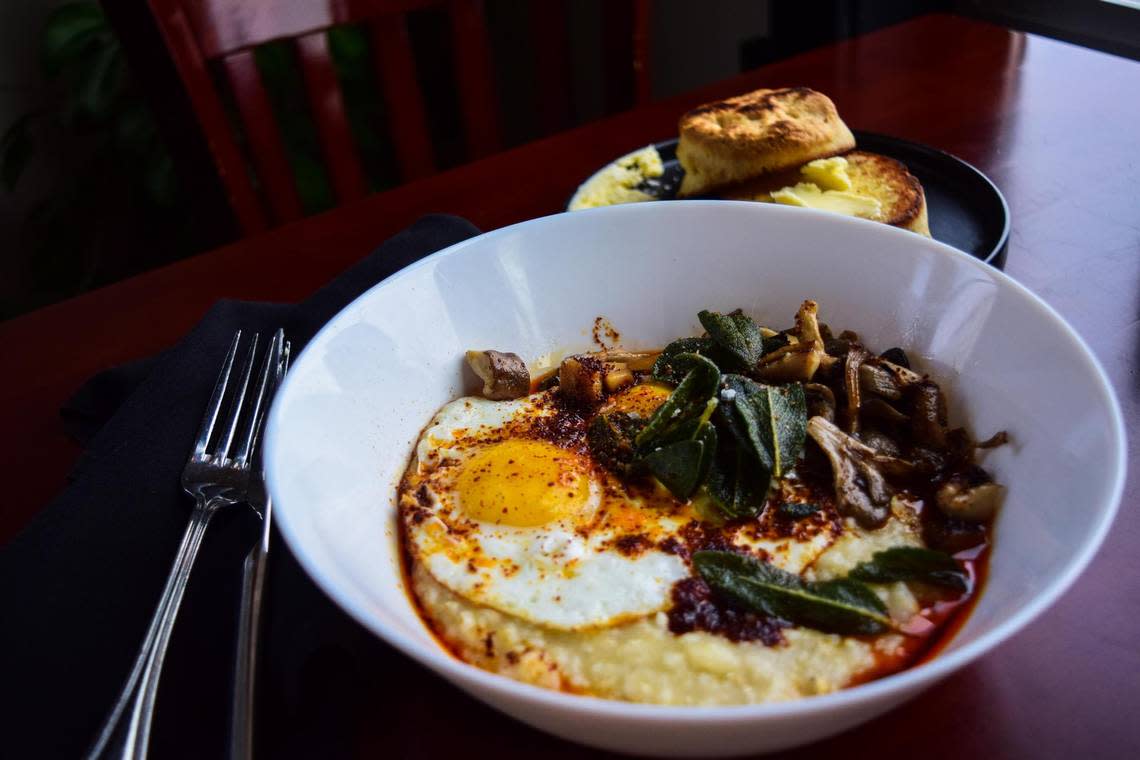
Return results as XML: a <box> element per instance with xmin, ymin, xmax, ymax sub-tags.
<box><xmin>698</xmin><ymin>310</ymin><xmax>767</xmax><ymax>370</ymax></box>
<box><xmin>849</xmin><ymin>547</ymin><xmax>970</xmax><ymax>592</ymax></box>
<box><xmin>694</xmin><ymin>550</ymin><xmax>891</xmax><ymax>635</ymax></box>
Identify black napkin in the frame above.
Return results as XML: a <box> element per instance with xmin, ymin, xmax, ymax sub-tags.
<box><xmin>0</xmin><ymin>215</ymin><xmax>481</xmax><ymax>759</ymax></box>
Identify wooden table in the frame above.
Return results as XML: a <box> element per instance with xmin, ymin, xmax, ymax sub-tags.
<box><xmin>3</xmin><ymin>13</ymin><xmax>1138</xmax><ymax>757</ymax></box>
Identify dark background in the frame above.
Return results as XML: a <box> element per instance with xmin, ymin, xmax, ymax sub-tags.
<box><xmin>1</xmin><ymin>0</ymin><xmax>1138</xmax><ymax>319</ymax></box>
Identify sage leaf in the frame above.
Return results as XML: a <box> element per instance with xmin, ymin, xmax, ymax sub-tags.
<box><xmin>693</xmin><ymin>422</ymin><xmax>718</xmax><ymax>488</ymax></box>
<box><xmin>705</xmin><ymin>445</ymin><xmax>767</xmax><ymax>519</ymax></box>
<box><xmin>653</xmin><ymin>337</ymin><xmax>716</xmax><ymax>383</ymax></box>
<box><xmin>719</xmin><ymin>375</ymin><xmax>808</xmax><ymax>478</ymax></box>
<box><xmin>586</xmin><ymin>412</ymin><xmax>643</xmax><ymax>475</ymax></box>
<box><xmin>698</xmin><ymin>310</ymin><xmax>766</xmax><ymax>370</ymax></box>
<box><xmin>694</xmin><ymin>550</ymin><xmax>891</xmax><ymax>635</ymax></box>
<box><xmin>644</xmin><ymin>439</ymin><xmax>705</xmax><ymax>499</ymax></box>
<box><xmin>643</xmin><ymin>409</ymin><xmax>718</xmax><ymax>500</ymax></box>
<box><xmin>636</xmin><ymin>353</ymin><xmax>720</xmax><ymax>449</ymax></box>
<box><xmin>849</xmin><ymin>547</ymin><xmax>970</xmax><ymax>592</ymax></box>
<box><xmin>778</xmin><ymin>501</ymin><xmax>821</xmax><ymax>519</ymax></box>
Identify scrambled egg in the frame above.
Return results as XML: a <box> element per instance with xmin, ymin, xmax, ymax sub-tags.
<box><xmin>569</xmin><ymin>145</ymin><xmax>664</xmax><ymax>210</ymax></box>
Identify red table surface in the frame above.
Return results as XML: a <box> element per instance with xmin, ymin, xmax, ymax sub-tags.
<box><xmin>2</xmin><ymin>13</ymin><xmax>1138</xmax><ymax>758</ymax></box>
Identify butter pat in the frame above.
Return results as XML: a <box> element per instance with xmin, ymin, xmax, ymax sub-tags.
<box><xmin>800</xmin><ymin>156</ymin><xmax>852</xmax><ymax>191</ymax></box>
<box><xmin>569</xmin><ymin>146</ymin><xmax>664</xmax><ymax>210</ymax></box>
<box><xmin>770</xmin><ymin>182</ymin><xmax>882</xmax><ymax>218</ymax></box>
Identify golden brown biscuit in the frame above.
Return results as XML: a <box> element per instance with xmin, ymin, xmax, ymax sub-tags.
<box><xmin>676</xmin><ymin>87</ymin><xmax>855</xmax><ymax>197</ymax></box>
<box><xmin>723</xmin><ymin>151</ymin><xmax>930</xmax><ymax>236</ymax></box>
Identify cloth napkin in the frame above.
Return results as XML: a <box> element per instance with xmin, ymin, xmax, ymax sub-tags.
<box><xmin>0</xmin><ymin>215</ymin><xmax>481</xmax><ymax>759</ymax></box>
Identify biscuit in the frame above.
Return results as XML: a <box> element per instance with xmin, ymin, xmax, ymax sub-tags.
<box><xmin>677</xmin><ymin>87</ymin><xmax>855</xmax><ymax>197</ymax></box>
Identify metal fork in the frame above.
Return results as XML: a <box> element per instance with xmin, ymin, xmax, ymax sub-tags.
<box><xmin>230</xmin><ymin>339</ymin><xmax>289</xmax><ymax>760</ymax></box>
<box><xmin>86</xmin><ymin>329</ymin><xmax>287</xmax><ymax>760</ymax></box>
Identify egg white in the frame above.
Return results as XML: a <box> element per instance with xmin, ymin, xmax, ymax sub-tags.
<box><xmin>405</xmin><ymin>394</ymin><xmax>690</xmax><ymax>630</ymax></box>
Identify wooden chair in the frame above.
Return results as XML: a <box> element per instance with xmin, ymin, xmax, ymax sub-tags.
<box><xmin>147</xmin><ymin>0</ymin><xmax>653</xmax><ymax>235</ymax></box>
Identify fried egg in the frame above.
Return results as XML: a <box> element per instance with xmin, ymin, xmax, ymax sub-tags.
<box><xmin>399</xmin><ymin>385</ymin><xmax>841</xmax><ymax>630</ymax></box>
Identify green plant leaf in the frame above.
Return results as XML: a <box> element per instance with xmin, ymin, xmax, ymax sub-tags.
<box><xmin>586</xmin><ymin>412</ymin><xmax>644</xmax><ymax>475</ymax></box>
<box><xmin>644</xmin><ymin>439</ymin><xmax>706</xmax><ymax>499</ymax></box>
<box><xmin>698</xmin><ymin>309</ymin><xmax>766</xmax><ymax>370</ymax></box>
<box><xmin>1</xmin><ymin>114</ymin><xmax>35</xmax><ymax>191</ymax></box>
<box><xmin>778</xmin><ymin>501</ymin><xmax>821</xmax><ymax>519</ymax></box>
<box><xmin>41</xmin><ymin>2</ymin><xmax>107</xmax><ymax>77</ymax></box>
<box><xmin>71</xmin><ymin>42</ymin><xmax>125</xmax><ymax>123</ymax></box>
<box><xmin>112</xmin><ymin>101</ymin><xmax>157</xmax><ymax>155</ymax></box>
<box><xmin>693</xmin><ymin>422</ymin><xmax>718</xmax><ymax>489</ymax></box>
<box><xmin>705</xmin><ymin>444</ymin><xmax>767</xmax><ymax>519</ymax></box>
<box><xmin>291</xmin><ymin>153</ymin><xmax>334</xmax><ymax>213</ymax></box>
<box><xmin>849</xmin><ymin>547</ymin><xmax>970</xmax><ymax>592</ymax></box>
<box><xmin>643</xmin><ymin>414</ymin><xmax>718</xmax><ymax>500</ymax></box>
<box><xmin>694</xmin><ymin>550</ymin><xmax>891</xmax><ymax>635</ymax></box>
<box><xmin>652</xmin><ymin>337</ymin><xmax>716</xmax><ymax>383</ymax></box>
<box><xmin>719</xmin><ymin>374</ymin><xmax>807</xmax><ymax>478</ymax></box>
<box><xmin>328</xmin><ymin>24</ymin><xmax>369</xmax><ymax>79</ymax></box>
<box><xmin>636</xmin><ymin>353</ymin><xmax>720</xmax><ymax>449</ymax></box>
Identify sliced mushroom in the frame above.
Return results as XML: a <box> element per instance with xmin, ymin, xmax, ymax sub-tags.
<box><xmin>804</xmin><ymin>382</ymin><xmax>836</xmax><ymax>423</ymax></box>
<box><xmin>465</xmin><ymin>350</ymin><xmax>530</xmax><ymax>400</ymax></box>
<box><xmin>559</xmin><ymin>355</ymin><xmax>605</xmax><ymax>407</ymax></box>
<box><xmin>602</xmin><ymin>362</ymin><xmax>634</xmax><ymax>393</ymax></box>
<box><xmin>823</xmin><ymin>338</ymin><xmax>851</xmax><ymax>358</ymax></box>
<box><xmin>806</xmin><ymin>416</ymin><xmax>893</xmax><ymax>528</ymax></box>
<box><xmin>860</xmin><ymin>428</ymin><xmax>903</xmax><ymax>458</ymax></box>
<box><xmin>862</xmin><ymin>398</ymin><xmax>909</xmax><ymax>428</ymax></box>
<box><xmin>794</xmin><ymin>299</ymin><xmax>825</xmax><ymax>344</ymax></box>
<box><xmin>910</xmin><ymin>381</ymin><xmax>948</xmax><ymax>448</ymax></box>
<box><xmin>595</xmin><ymin>349</ymin><xmax>660</xmax><ymax>371</ymax></box>
<box><xmin>757</xmin><ymin>341</ymin><xmax>824</xmax><ymax>382</ymax></box>
<box><xmin>843</xmin><ymin>347</ymin><xmax>872</xmax><ymax>433</ymax></box>
<box><xmin>881</xmin><ymin>360</ymin><xmax>924</xmax><ymax>387</ymax></box>
<box><xmin>859</xmin><ymin>363</ymin><xmax>903</xmax><ymax>400</ymax></box>
<box><xmin>757</xmin><ymin>301</ymin><xmax>835</xmax><ymax>382</ymax></box>
<box><xmin>936</xmin><ymin>473</ymin><xmax>1005</xmax><ymax>522</ymax></box>
<box><xmin>879</xmin><ymin>347</ymin><xmax>911</xmax><ymax>368</ymax></box>
<box><xmin>976</xmin><ymin>430</ymin><xmax>1010</xmax><ymax>449</ymax></box>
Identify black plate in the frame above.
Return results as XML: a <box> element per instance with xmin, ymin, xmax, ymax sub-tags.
<box><xmin>571</xmin><ymin>131</ymin><xmax>1010</xmax><ymax>268</ymax></box>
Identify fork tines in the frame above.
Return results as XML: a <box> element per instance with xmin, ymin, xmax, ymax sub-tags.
<box><xmin>192</xmin><ymin>330</ymin><xmax>286</xmax><ymax>470</ymax></box>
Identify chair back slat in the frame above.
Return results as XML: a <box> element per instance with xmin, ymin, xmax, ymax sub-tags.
<box><xmin>151</xmin><ymin>0</ymin><xmax>653</xmax><ymax>234</ymax></box>
<box><xmin>447</xmin><ymin>0</ymin><xmax>500</xmax><ymax>159</ymax></box>
<box><xmin>295</xmin><ymin>31</ymin><xmax>370</xmax><ymax>203</ymax></box>
<box><xmin>223</xmin><ymin>50</ymin><xmax>304</xmax><ymax>224</ymax></box>
<box><xmin>370</xmin><ymin>15</ymin><xmax>436</xmax><ymax>179</ymax></box>
<box><xmin>188</xmin><ymin>0</ymin><xmax>442</xmax><ymax>57</ymax></box>
<box><xmin>530</xmin><ymin>0</ymin><xmax>571</xmax><ymax>135</ymax></box>
<box><xmin>150</xmin><ymin>0</ymin><xmax>268</xmax><ymax>233</ymax></box>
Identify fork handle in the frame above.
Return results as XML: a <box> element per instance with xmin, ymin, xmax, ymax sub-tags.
<box><xmin>86</xmin><ymin>501</ymin><xmax>216</xmax><ymax>760</ymax></box>
<box><xmin>229</xmin><ymin>525</ymin><xmax>269</xmax><ymax>760</ymax></box>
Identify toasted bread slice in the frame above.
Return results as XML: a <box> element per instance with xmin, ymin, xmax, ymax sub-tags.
<box><xmin>676</xmin><ymin>87</ymin><xmax>855</xmax><ymax>197</ymax></box>
<box><xmin>722</xmin><ymin>151</ymin><xmax>931</xmax><ymax>236</ymax></box>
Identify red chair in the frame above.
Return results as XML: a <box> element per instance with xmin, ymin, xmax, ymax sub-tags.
<box><xmin>148</xmin><ymin>0</ymin><xmax>652</xmax><ymax>235</ymax></box>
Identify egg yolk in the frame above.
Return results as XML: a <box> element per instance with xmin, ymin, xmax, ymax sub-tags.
<box><xmin>455</xmin><ymin>439</ymin><xmax>594</xmax><ymax>527</ymax></box>
<box><xmin>604</xmin><ymin>382</ymin><xmax>671</xmax><ymax>418</ymax></box>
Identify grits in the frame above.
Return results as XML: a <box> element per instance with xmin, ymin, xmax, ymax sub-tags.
<box><xmin>409</xmin><ymin>503</ymin><xmax>924</xmax><ymax>706</ymax></box>
<box><xmin>412</xmin><ymin>562</ymin><xmax>891</xmax><ymax>705</ymax></box>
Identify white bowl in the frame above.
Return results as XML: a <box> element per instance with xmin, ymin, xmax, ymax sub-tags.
<box><xmin>264</xmin><ymin>201</ymin><xmax>1125</xmax><ymax>757</ymax></box>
